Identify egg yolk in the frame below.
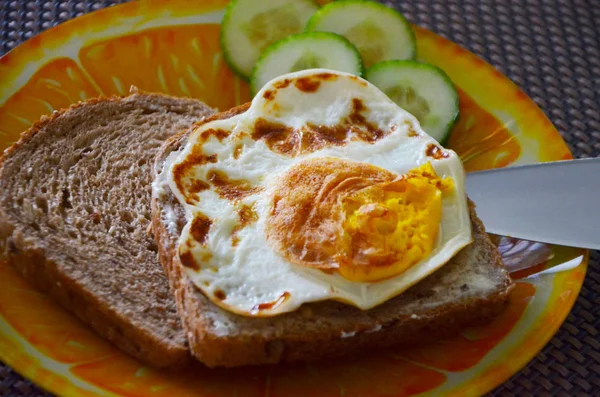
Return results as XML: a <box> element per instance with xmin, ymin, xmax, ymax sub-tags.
<box><xmin>338</xmin><ymin>163</ymin><xmax>454</xmax><ymax>282</ymax></box>
<box><xmin>266</xmin><ymin>159</ymin><xmax>454</xmax><ymax>283</ymax></box>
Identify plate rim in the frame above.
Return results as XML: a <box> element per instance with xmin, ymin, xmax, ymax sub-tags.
<box><xmin>0</xmin><ymin>0</ymin><xmax>588</xmax><ymax>396</ymax></box>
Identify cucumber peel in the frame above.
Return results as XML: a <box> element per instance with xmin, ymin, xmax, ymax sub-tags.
<box><xmin>366</xmin><ymin>60</ymin><xmax>459</xmax><ymax>144</ymax></box>
<box><xmin>251</xmin><ymin>31</ymin><xmax>364</xmax><ymax>94</ymax></box>
<box><xmin>306</xmin><ymin>0</ymin><xmax>416</xmax><ymax>68</ymax></box>
<box><xmin>221</xmin><ymin>0</ymin><xmax>319</xmax><ymax>80</ymax></box>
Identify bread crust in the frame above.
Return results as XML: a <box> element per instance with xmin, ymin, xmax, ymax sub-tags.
<box><xmin>151</xmin><ymin>104</ymin><xmax>514</xmax><ymax>368</ymax></box>
<box><xmin>0</xmin><ymin>92</ymin><xmax>214</xmax><ymax>367</ymax></box>
<box><xmin>1</xmin><ymin>227</ymin><xmax>186</xmax><ymax>366</ymax></box>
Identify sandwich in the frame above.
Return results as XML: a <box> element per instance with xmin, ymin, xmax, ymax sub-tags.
<box><xmin>151</xmin><ymin>69</ymin><xmax>514</xmax><ymax>367</ymax></box>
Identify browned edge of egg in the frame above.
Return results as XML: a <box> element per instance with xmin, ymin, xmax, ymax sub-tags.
<box><xmin>180</xmin><ymin>251</ymin><xmax>201</xmax><ymax>271</ymax></box>
<box><xmin>263</xmin><ymin>90</ymin><xmax>276</xmax><ymax>100</ymax></box>
<box><xmin>190</xmin><ymin>213</ymin><xmax>212</xmax><ymax>245</ymax></box>
<box><xmin>199</xmin><ymin>128</ymin><xmax>231</xmax><ymax>142</ymax></box>
<box><xmin>251</xmin><ymin>97</ymin><xmax>389</xmax><ymax>157</ymax></box>
<box><xmin>425</xmin><ymin>143</ymin><xmax>450</xmax><ymax>159</ymax></box>
<box><xmin>263</xmin><ymin>72</ymin><xmax>341</xmax><ymax>101</ymax></box>
<box><xmin>273</xmin><ymin>79</ymin><xmax>292</xmax><ymax>89</ymax></box>
<box><xmin>233</xmin><ymin>143</ymin><xmax>244</xmax><ymax>159</ymax></box>
<box><xmin>294</xmin><ymin>76</ymin><xmax>321</xmax><ymax>93</ymax></box>
<box><xmin>214</xmin><ymin>289</ymin><xmax>227</xmax><ymax>300</ymax></box>
<box><xmin>252</xmin><ymin>118</ymin><xmax>300</xmax><ymax>156</ymax></box>
<box><xmin>172</xmin><ymin>146</ymin><xmax>218</xmax><ymax>204</ymax></box>
<box><xmin>178</xmin><ymin>104</ymin><xmax>251</xmax><ymax>192</ymax></box>
<box><xmin>251</xmin><ymin>291</ymin><xmax>291</xmax><ymax>314</ymax></box>
<box><xmin>255</xmin><ymin>73</ymin><xmax>389</xmax><ymax>156</ymax></box>
<box><xmin>231</xmin><ymin>204</ymin><xmax>258</xmax><ymax>246</ymax></box>
<box><xmin>207</xmin><ymin>169</ymin><xmax>262</xmax><ymax>201</ymax></box>
<box><xmin>406</xmin><ymin>122</ymin><xmax>420</xmax><ymax>137</ymax></box>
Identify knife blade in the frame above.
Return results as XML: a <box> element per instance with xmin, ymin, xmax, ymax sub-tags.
<box><xmin>465</xmin><ymin>157</ymin><xmax>600</xmax><ymax>250</ymax></box>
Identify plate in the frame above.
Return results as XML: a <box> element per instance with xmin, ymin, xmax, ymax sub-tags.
<box><xmin>0</xmin><ymin>1</ymin><xmax>587</xmax><ymax>396</ymax></box>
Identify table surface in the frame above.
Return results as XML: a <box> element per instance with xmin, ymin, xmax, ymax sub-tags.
<box><xmin>0</xmin><ymin>0</ymin><xmax>599</xmax><ymax>396</ymax></box>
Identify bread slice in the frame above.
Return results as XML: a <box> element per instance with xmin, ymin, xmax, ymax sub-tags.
<box><xmin>151</xmin><ymin>104</ymin><xmax>514</xmax><ymax>368</ymax></box>
<box><xmin>0</xmin><ymin>91</ymin><xmax>214</xmax><ymax>367</ymax></box>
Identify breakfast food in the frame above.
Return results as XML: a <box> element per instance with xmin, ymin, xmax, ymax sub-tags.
<box><xmin>166</xmin><ymin>69</ymin><xmax>471</xmax><ymax>316</ymax></box>
<box><xmin>223</xmin><ymin>0</ymin><xmax>456</xmax><ymax>140</ymax></box>
<box><xmin>152</xmin><ymin>70</ymin><xmax>513</xmax><ymax>367</ymax></box>
<box><xmin>0</xmin><ymin>91</ymin><xmax>214</xmax><ymax>367</ymax></box>
<box><xmin>366</xmin><ymin>60</ymin><xmax>459</xmax><ymax>143</ymax></box>
<box><xmin>306</xmin><ymin>0</ymin><xmax>416</xmax><ymax>67</ymax></box>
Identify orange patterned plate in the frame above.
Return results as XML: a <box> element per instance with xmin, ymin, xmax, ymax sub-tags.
<box><xmin>0</xmin><ymin>1</ymin><xmax>587</xmax><ymax>396</ymax></box>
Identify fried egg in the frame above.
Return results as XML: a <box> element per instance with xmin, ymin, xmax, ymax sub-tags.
<box><xmin>163</xmin><ymin>69</ymin><xmax>472</xmax><ymax>317</ymax></box>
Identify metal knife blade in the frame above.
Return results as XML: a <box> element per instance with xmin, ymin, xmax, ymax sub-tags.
<box><xmin>465</xmin><ymin>157</ymin><xmax>600</xmax><ymax>250</ymax></box>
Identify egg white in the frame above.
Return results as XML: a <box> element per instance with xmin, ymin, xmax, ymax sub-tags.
<box><xmin>164</xmin><ymin>69</ymin><xmax>472</xmax><ymax>316</ymax></box>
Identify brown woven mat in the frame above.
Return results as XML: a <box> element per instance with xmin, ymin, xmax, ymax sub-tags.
<box><xmin>0</xmin><ymin>0</ymin><xmax>598</xmax><ymax>396</ymax></box>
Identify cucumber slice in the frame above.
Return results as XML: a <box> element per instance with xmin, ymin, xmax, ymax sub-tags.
<box><xmin>366</xmin><ymin>60</ymin><xmax>459</xmax><ymax>144</ymax></box>
<box><xmin>221</xmin><ymin>0</ymin><xmax>319</xmax><ymax>80</ymax></box>
<box><xmin>306</xmin><ymin>0</ymin><xmax>415</xmax><ymax>68</ymax></box>
<box><xmin>250</xmin><ymin>32</ymin><xmax>363</xmax><ymax>94</ymax></box>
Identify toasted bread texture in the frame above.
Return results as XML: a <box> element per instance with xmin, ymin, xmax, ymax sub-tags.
<box><xmin>151</xmin><ymin>104</ymin><xmax>514</xmax><ymax>368</ymax></box>
<box><xmin>0</xmin><ymin>92</ymin><xmax>214</xmax><ymax>367</ymax></box>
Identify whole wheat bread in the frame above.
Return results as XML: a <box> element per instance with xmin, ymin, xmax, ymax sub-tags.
<box><xmin>151</xmin><ymin>104</ymin><xmax>514</xmax><ymax>368</ymax></box>
<box><xmin>0</xmin><ymin>91</ymin><xmax>214</xmax><ymax>367</ymax></box>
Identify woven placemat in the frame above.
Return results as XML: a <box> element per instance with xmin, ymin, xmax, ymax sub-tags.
<box><xmin>1</xmin><ymin>0</ymin><xmax>599</xmax><ymax>396</ymax></box>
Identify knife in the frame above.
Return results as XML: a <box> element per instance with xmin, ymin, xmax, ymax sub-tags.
<box><xmin>465</xmin><ymin>157</ymin><xmax>600</xmax><ymax>250</ymax></box>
